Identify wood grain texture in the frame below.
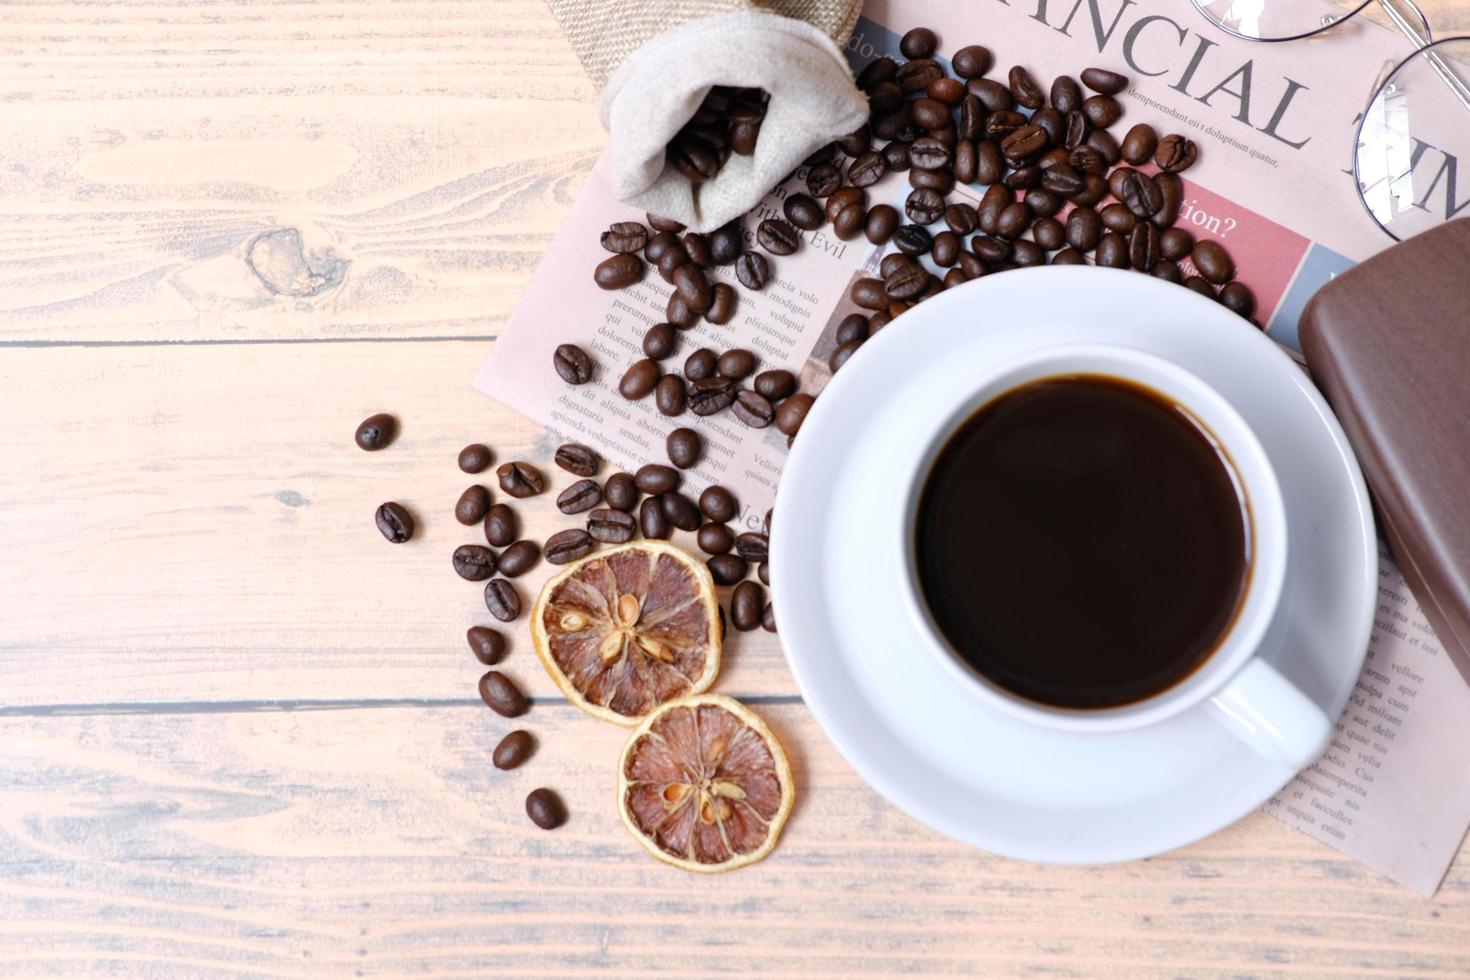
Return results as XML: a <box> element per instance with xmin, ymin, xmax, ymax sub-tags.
<box><xmin>3</xmin><ymin>0</ymin><xmax>1470</xmax><ymax>974</ymax></box>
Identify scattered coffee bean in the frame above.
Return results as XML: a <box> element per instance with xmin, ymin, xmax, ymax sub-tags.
<box><xmin>1160</xmin><ymin>227</ymin><xmax>1194</xmax><ymax>261</ymax></box>
<box><xmin>865</xmin><ymin>204</ymin><xmax>900</xmax><ymax>244</ymax></box>
<box><xmin>666</xmin><ymin>427</ymin><xmax>703</xmax><ymax>469</ymax></box>
<box><xmin>1184</xmin><ymin>275</ymin><xmax>1218</xmax><ymax>299</ymax></box>
<box><xmin>655</xmin><ymin>374</ymin><xmax>688</xmax><ymax>416</ymax></box>
<box><xmin>709</xmin><ymin>220</ymin><xmax>744</xmax><ymax>263</ymax></box>
<box><xmin>619</xmin><ymin>358</ymin><xmax>661</xmax><ymax>400</ymax></box>
<box><xmin>688</xmin><ymin>376</ymin><xmax>739</xmax><ymax>415</ymax></box>
<box><xmin>647</xmin><ymin>214</ymin><xmax>684</xmax><ymax>233</ymax></box>
<box><xmin>835</xmin><ymin>313</ymin><xmax>870</xmax><ymax>345</ymax></box>
<box><xmin>661</xmin><ymin>492</ymin><xmax>702</xmax><ymax>531</ymax></box>
<box><xmin>1219</xmin><ymin>281</ymin><xmax>1256</xmax><ymax>318</ymax></box>
<box><xmin>697</xmin><ymin>523</ymin><xmax>735</xmax><ymax>554</ymax></box>
<box><xmin>684</xmin><ymin>348</ymin><xmax>718</xmax><ymax>381</ymax></box>
<box><xmin>1081</xmin><ymin>66</ymin><xmax>1129</xmax><ymax>95</ymax></box>
<box><xmin>479</xmin><ymin>670</ymin><xmax>529</xmax><ymax>717</ymax></box>
<box><xmin>758</xmin><ymin>561</ymin><xmax>770</xmax><ymax>586</ymax></box>
<box><xmin>483</xmin><ymin>503</ymin><xmax>517</xmax><ymax>547</ymax></box>
<box><xmin>1120</xmin><ymin>123</ymin><xmax>1158</xmax><ymax>165</ymax></box>
<box><xmin>893</xmin><ymin>224</ymin><xmax>933</xmax><ymax>256</ymax></box>
<box><xmin>603</xmin><ymin>472</ymin><xmax>639</xmax><ymax>512</ymax></box>
<box><xmin>735</xmin><ymin>252</ymin><xmax>770</xmax><ymax>290</ymax></box>
<box><xmin>493</xmin><ymin>730</ymin><xmax>535</xmax><ymax>770</ymax></box>
<box><xmin>699</xmin><ymin>485</ymin><xmax>739</xmax><ymax>523</ymax></box>
<box><xmin>784</xmin><ymin>193</ymin><xmax>824</xmax><ymax>230</ymax></box>
<box><xmin>704</xmin><ymin>283</ymin><xmax>738</xmax><ymax>325</ymax></box>
<box><xmin>544</xmin><ymin>528</ymin><xmax>593</xmax><ymax>564</ymax></box>
<box><xmin>829</xmin><ymin>340</ymin><xmax>862</xmax><ymax>373</ymax></box>
<box><xmin>467</xmin><ymin>625</ymin><xmax>507</xmax><ymax>665</ymax></box>
<box><xmin>355</xmin><ymin>414</ymin><xmax>397</xmax><ymax>451</ymax></box>
<box><xmin>731</xmin><ymin>581</ymin><xmax>765</xmax><ymax>631</ymax></box>
<box><xmin>900</xmin><ymin>26</ymin><xmax>938</xmax><ymax>59</ymax></box>
<box><xmin>682</xmin><ymin>232</ymin><xmax>711</xmax><ymax>266</ymax></box>
<box><xmin>753</xmin><ymin>369</ymin><xmax>796</xmax><ymax>401</ymax></box>
<box><xmin>553</xmin><ymin>344</ymin><xmax>594</xmax><ymax>385</ymax></box>
<box><xmin>1096</xmin><ymin>231</ymin><xmax>1130</xmax><ymax>268</ymax></box>
<box><xmin>640</xmin><ymin>497</ymin><xmax>671</xmax><ymax>539</ymax></box>
<box><xmin>825</xmin><ymin>187</ymin><xmax>864</xmax><ymax>223</ymax></box>
<box><xmin>553</xmin><ymin>443</ymin><xmax>599</xmax><ymax>478</ymax></box>
<box><xmin>496</xmin><ymin>540</ymin><xmax>540</xmax><ymax>578</ymax></box>
<box><xmin>456</xmin><ymin>485</ymin><xmax>491</xmax><ymax>525</ymax></box>
<box><xmin>848</xmin><ymin>151</ymin><xmax>888</xmax><ymax>188</ymax></box>
<box><xmin>735</xmin><ymin>532</ymin><xmax>769</xmax><ymax>562</ymax></box>
<box><xmin>375</xmin><ymin>502</ymin><xmax>414</xmax><ymax>543</ymax></box>
<box><xmin>1155</xmin><ymin>133</ymin><xmax>1198</xmax><ymax>173</ymax></box>
<box><xmin>708</xmin><ymin>553</ymin><xmax>749</xmax><ymax>586</ymax></box>
<box><xmin>556</xmin><ymin>479</ymin><xmax>603</xmax><ymax>515</ymax></box>
<box><xmin>762</xmin><ymin>601</ymin><xmax>778</xmax><ymax>632</ymax></box>
<box><xmin>526</xmin><ymin>788</ymin><xmax>567</xmax><ymax>830</ymax></box>
<box><xmin>757</xmin><ymin>219</ymin><xmax>800</xmax><ymax>255</ymax></box>
<box><xmin>594</xmin><ymin>253</ymin><xmax>644</xmax><ymax>290</ymax></box>
<box><xmin>634</xmin><ymin>463</ymin><xmax>680</xmax><ymax>495</ymax></box>
<box><xmin>1129</xmin><ymin>222</ymin><xmax>1161</xmax><ymax>271</ymax></box>
<box><xmin>952</xmin><ymin>44</ymin><xmax>992</xmax><ymax>79</ymax></box>
<box><xmin>1121</xmin><ymin>171</ymin><xmax>1163</xmax><ymax>218</ymax></box>
<box><xmin>453</xmin><ymin>544</ymin><xmax>498</xmax><ymax>581</ymax></box>
<box><xmin>672</xmin><ymin>264</ymin><xmax>712</xmax><ymax>314</ymax></box>
<box><xmin>905</xmin><ymin>188</ymin><xmax>945</xmax><ymax>225</ymax></box>
<box><xmin>733</xmin><ymin>389</ymin><xmax>776</xmax><ymax>427</ymax></box>
<box><xmin>483</xmin><ymin>579</ymin><xmax>521</xmax><ymax>622</ymax></box>
<box><xmin>642</xmin><ymin>323</ymin><xmax>677</xmax><ymax>360</ymax></box>
<box><xmin>458</xmin><ymin>444</ymin><xmax>492</xmax><ymax>474</ymax></box>
<box><xmin>775</xmin><ymin>393</ymin><xmax>813</xmax><ymax>436</ymax></box>
<box><xmin>600</xmin><ymin>221</ymin><xmax>648</xmax><ymax>254</ymax></box>
<box><xmin>497</xmin><ymin>461</ymin><xmax>545</xmax><ymax>498</ymax></box>
<box><xmin>717</xmin><ymin>348</ymin><xmax>757</xmax><ymax>379</ymax></box>
<box><xmin>587</xmin><ymin>508</ymin><xmax>638</xmax><ymax>543</ymax></box>
<box><xmin>1192</xmin><ymin>240</ymin><xmax>1235</xmax><ymax>284</ymax></box>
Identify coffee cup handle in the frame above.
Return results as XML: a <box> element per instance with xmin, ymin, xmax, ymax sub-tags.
<box><xmin>1206</xmin><ymin>659</ymin><xmax>1332</xmax><ymax>771</ymax></box>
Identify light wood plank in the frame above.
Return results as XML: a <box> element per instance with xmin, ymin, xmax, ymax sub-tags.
<box><xmin>0</xmin><ymin>342</ymin><xmax>788</xmax><ymax>707</ymax></box>
<box><xmin>0</xmin><ymin>703</ymin><xmax>1465</xmax><ymax>978</ymax></box>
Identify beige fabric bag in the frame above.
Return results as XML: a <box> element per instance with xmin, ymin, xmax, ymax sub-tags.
<box><xmin>548</xmin><ymin>1</ymin><xmax>869</xmax><ymax>231</ymax></box>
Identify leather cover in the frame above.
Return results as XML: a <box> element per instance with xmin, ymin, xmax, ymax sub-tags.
<box><xmin>1300</xmin><ymin>218</ymin><xmax>1470</xmax><ymax>689</ymax></box>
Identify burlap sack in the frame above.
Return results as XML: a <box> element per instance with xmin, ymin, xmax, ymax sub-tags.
<box><xmin>549</xmin><ymin>1</ymin><xmax>870</xmax><ymax>232</ymax></box>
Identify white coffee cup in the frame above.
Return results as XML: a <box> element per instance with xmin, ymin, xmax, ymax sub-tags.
<box><xmin>887</xmin><ymin>343</ymin><xmax>1331</xmax><ymax>769</ymax></box>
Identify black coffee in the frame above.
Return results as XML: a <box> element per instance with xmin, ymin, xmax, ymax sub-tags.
<box><xmin>915</xmin><ymin>374</ymin><xmax>1249</xmax><ymax>710</ymax></box>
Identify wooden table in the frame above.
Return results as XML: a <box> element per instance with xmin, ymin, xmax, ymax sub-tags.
<box><xmin>3</xmin><ymin>2</ymin><xmax>1468</xmax><ymax>975</ymax></box>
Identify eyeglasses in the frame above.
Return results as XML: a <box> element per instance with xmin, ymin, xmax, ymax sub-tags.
<box><xmin>1190</xmin><ymin>0</ymin><xmax>1470</xmax><ymax>241</ymax></box>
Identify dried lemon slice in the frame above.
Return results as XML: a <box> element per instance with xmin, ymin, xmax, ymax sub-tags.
<box><xmin>530</xmin><ymin>541</ymin><xmax>721</xmax><ymax>725</ymax></box>
<box><xmin>618</xmin><ymin>694</ymin><xmax>794</xmax><ymax>873</ymax></box>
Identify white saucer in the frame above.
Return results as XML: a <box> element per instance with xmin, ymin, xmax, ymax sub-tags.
<box><xmin>770</xmin><ymin>267</ymin><xmax>1377</xmax><ymax>863</ymax></box>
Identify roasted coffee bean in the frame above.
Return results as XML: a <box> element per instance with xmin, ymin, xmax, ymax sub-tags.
<box><xmin>1038</xmin><ymin>146</ymin><xmax>1071</xmax><ymax>170</ymax></box>
<box><xmin>660</xmin><ymin>491</ymin><xmax>702</xmax><ymax>531</ymax></box>
<box><xmin>996</xmin><ymin>201</ymin><xmax>1033</xmax><ymax>239</ymax></box>
<box><xmin>483</xmin><ymin>503</ymin><xmax>517</xmax><ymax>547</ymax></box>
<box><xmin>1192</xmin><ymin>240</ymin><xmax>1235</xmax><ymax>284</ymax></box>
<box><xmin>644</xmin><ymin>230</ymin><xmax>680</xmax><ymax>263</ymax></box>
<box><xmin>699</xmin><ymin>485</ymin><xmax>739</xmax><ymax>523</ymax></box>
<box><xmin>456</xmin><ymin>485</ymin><xmax>491</xmax><ymax>525</ymax></box>
<box><xmin>683</xmin><ymin>348</ymin><xmax>718</xmax><ymax>382</ymax></box>
<box><xmin>907</xmin><ymin>97</ymin><xmax>946</xmax><ymax>130</ymax></box>
<box><xmin>1012</xmin><ymin>239</ymin><xmax>1046</xmax><ymax>267</ymax></box>
<box><xmin>1155</xmin><ymin>133</ymin><xmax>1198</xmax><ymax>173</ymax></box>
<box><xmin>757</xmin><ymin>218</ymin><xmax>800</xmax><ymax>256</ymax></box>
<box><xmin>893</xmin><ymin>58</ymin><xmax>940</xmax><ymax>93</ymax></box>
<box><xmin>851</xmin><ymin>277</ymin><xmax>888</xmax><ymax>311</ymax></box>
<box><xmin>972</xmin><ymin>234</ymin><xmax>1012</xmax><ymax>264</ymax></box>
<box><xmin>836</xmin><ymin>123</ymin><xmax>870</xmax><ymax>157</ymax></box>
<box><xmin>1129</xmin><ymin>222</ymin><xmax>1161</xmax><ymax>270</ymax></box>
<box><xmin>952</xmin><ymin>43</ymin><xmax>992</xmax><ymax>78</ymax></box>
<box><xmin>828</xmin><ymin>340</ymin><xmax>862</xmax><ymax>373</ymax></box>
<box><xmin>775</xmin><ymin>392</ymin><xmax>813</xmax><ymax>436</ymax></box>
<box><xmin>1184</xmin><ymin>276</ymin><xmax>1218</xmax><ymax>300</ymax></box>
<box><xmin>900</xmin><ymin>26</ymin><xmax>938</xmax><ymax>59</ymax></box>
<box><xmin>594</xmin><ymin>252</ymin><xmax>644</xmax><ymax>290</ymax></box>
<box><xmin>762</xmin><ymin>601</ymin><xmax>777</xmax><ymax>632</ymax></box>
<box><xmin>1081</xmin><ymin>94</ymin><xmax>1121</xmax><ymax>128</ymax></box>
<box><xmin>458</xmin><ymin>443</ymin><xmax>492</xmax><ymax>474</ymax></box>
<box><xmin>618</xmin><ymin>358</ymin><xmax>661</xmax><ymax>400</ymax></box>
<box><xmin>525</xmin><ymin>788</ymin><xmax>566</xmax><ymax>830</ymax></box>
<box><xmin>1220</xmin><ymin>281</ymin><xmax>1256</xmax><ymax>317</ymax></box>
<box><xmin>1152</xmin><ymin>259</ymin><xmax>1183</xmax><ymax>284</ymax></box>
<box><xmin>554</xmin><ymin>443</ymin><xmax>599</xmax><ymax>477</ymax></box>
<box><xmin>752</xmin><ymin>368</ymin><xmax>796</xmax><ymax>402</ymax></box>
<box><xmin>671</xmin><ymin>264</ymin><xmax>711</xmax><ymax>314</ymax></box>
<box><xmin>1086</xmin><ymin>127</ymin><xmax>1120</xmax><ymax>164</ymax></box>
<box><xmin>1099</xmin><ymin>203</ymin><xmax>1137</xmax><ymax>234</ymax></box>
<box><xmin>1032</xmin><ymin>107</ymin><xmax>1066</xmax><ymax>147</ymax></box>
<box><xmin>967</xmin><ymin>77</ymin><xmax>1012</xmax><ymax>113</ymax></box>
<box><xmin>682</xmin><ymin>232</ymin><xmax>711</xmax><ymax>266</ymax></box>
<box><xmin>483</xmin><ymin>579</ymin><xmax>521</xmax><ymax>622</ymax></box>
<box><xmin>1159</xmin><ymin>227</ymin><xmax>1194</xmax><ymax>261</ymax></box>
<box><xmin>908</xmin><ymin>136</ymin><xmax>951</xmax><ymax>171</ymax></box>
<box><xmin>1064</xmin><ymin>109</ymin><xmax>1091</xmax><ymax>150</ymax></box>
<box><xmin>1151</xmin><ymin>172</ymin><xmax>1183</xmax><ymax>229</ymax></box>
<box><xmin>733</xmin><ymin>389</ymin><xmax>776</xmax><ymax>427</ymax></box>
<box><xmin>1068</xmin><ymin>144</ymin><xmax>1107</xmax><ymax>176</ymax></box>
<box><xmin>936</xmin><ymin>206</ymin><xmax>975</xmax><ymax>240</ymax></box>
<box><xmin>654</xmin><ymin>374</ymin><xmax>687</xmax><ymax>416</ymax></box>
<box><xmin>708</xmin><ymin>220</ymin><xmax>744</xmax><ymax>263</ymax></box>
<box><xmin>666</xmin><ymin>427</ymin><xmax>702</xmax><ymax>469</ymax></box>
<box><xmin>908</xmin><ymin>168</ymin><xmax>955</xmax><ymax>195</ymax></box>
<box><xmin>878</xmin><ymin>139</ymin><xmax>910</xmax><ymax>173</ymax></box>
<box><xmin>1074</xmin><ymin>173</ymin><xmax>1109</xmax><ymax>206</ymax></box>
<box><xmin>479</xmin><ymin>670</ymin><xmax>528</xmax><ymax>716</ymax></box>
<box><xmin>467</xmin><ymin>625</ymin><xmax>507</xmax><ymax>666</ymax></box>
<box><xmin>1120</xmin><ymin>123</ymin><xmax>1158</xmax><ymax>165</ymax></box>
<box><xmin>1096</xmin><ymin>231</ymin><xmax>1130</xmax><ymax>269</ymax></box>
<box><xmin>893</xmin><ymin>224</ymin><xmax>933</xmax><ymax>256</ymax></box>
<box><xmin>656</xmin><ymin>244</ymin><xmax>690</xmax><ymax>284</ymax></box>
<box><xmin>974</xmin><ymin>139</ymin><xmax>1005</xmax><ymax>185</ymax></box>
<box><xmin>1121</xmin><ymin>171</ymin><xmax>1163</xmax><ymax>217</ymax></box>
<box><xmin>928</xmin><ymin>230</ymin><xmax>960</xmax><ymax>267</ymax></box>
<box><xmin>904</xmin><ymin>188</ymin><xmax>945</xmax><ymax>226</ymax></box>
<box><xmin>1051</xmin><ymin>74</ymin><xmax>1082</xmax><ymax>113</ymax></box>
<box><xmin>640</xmin><ymin>323</ymin><xmax>676</xmax><ymax>361</ymax></box>
<box><xmin>985</xmin><ymin>109</ymin><xmax>1027</xmax><ymax>138</ymax></box>
<box><xmin>734</xmin><ymin>531</ymin><xmax>769</xmax><ymax>562</ymax></box>
<box><xmin>639</xmin><ymin>497</ymin><xmax>671</xmax><ymax>539</ymax></box>
<box><xmin>453</xmin><ymin>544</ymin><xmax>497</xmax><ymax>581</ymax></box>
<box><xmin>832</xmin><ymin>201</ymin><xmax>866</xmax><ymax>240</ymax></box>
<box><xmin>978</xmin><ymin>184</ymin><xmax>1012</xmax><ymax>234</ymax></box>
<box><xmin>556</xmin><ymin>479</ymin><xmax>603</xmax><ymax>515</ymax></box>
<box><xmin>1007</xmin><ymin>66</ymin><xmax>1045</xmax><ymax>109</ymax></box>
<box><xmin>544</xmin><ymin>528</ymin><xmax>593</xmax><ymax>565</ymax></box>
<box><xmin>587</xmin><ymin>508</ymin><xmax>637</xmax><ymax>544</ymax></box>
<box><xmin>667</xmin><ymin>290</ymin><xmax>699</xmax><ymax>328</ymax></box>
<box><xmin>688</xmin><ymin>376</ymin><xmax>739</xmax><ymax>415</ymax></box>
<box><xmin>824</xmin><ymin>187</ymin><xmax>864</xmax><ymax>223</ymax></box>
<box><xmin>1108</xmin><ymin>166</ymin><xmax>1135</xmax><ymax>201</ymax></box>
<box><xmin>355</xmin><ymin>413</ymin><xmax>397</xmax><ymax>451</ymax></box>
<box><xmin>847</xmin><ymin>151</ymin><xmax>888</xmax><ymax>188</ymax></box>
<box><xmin>697</xmin><ymin>523</ymin><xmax>734</xmax><ymax>555</ymax></box>
<box><xmin>1001</xmin><ymin>124</ymin><xmax>1047</xmax><ymax>164</ymax></box>
<box><xmin>868</xmin><ymin>80</ymin><xmax>904</xmax><ymax>112</ymax></box>
<box><xmin>834</xmin><ymin>314</ymin><xmax>870</xmax><ymax>346</ymax></box>
<box><xmin>493</xmin><ymin>730</ymin><xmax>534</xmax><ymax>770</ymax></box>
<box><xmin>496</xmin><ymin>540</ymin><xmax>539</xmax><ymax>578</ymax></box>
<box><xmin>957</xmin><ymin>95</ymin><xmax>985</xmax><ymax>141</ymax></box>
<box><xmin>784</xmin><ymin>193</ymin><xmax>824</xmax><ymax>231</ymax></box>
<box><xmin>806</xmin><ymin>161</ymin><xmax>842</xmax><ymax>197</ymax></box>
<box><xmin>633</xmin><ymin>463</ymin><xmax>679</xmax><ymax>496</ymax></box>
<box><xmin>375</xmin><ymin>502</ymin><xmax>413</xmax><ymax>542</ymax></box>
<box><xmin>884</xmin><ymin>261</ymin><xmax>931</xmax><ymax>301</ymax></box>
<box><xmin>879</xmin><ymin>253</ymin><xmax>916</xmax><ymax>279</ymax></box>
<box><xmin>731</xmin><ymin>253</ymin><xmax>769</xmax><ymax>292</ymax></box>
<box><xmin>603</xmin><ymin>473</ymin><xmax>639</xmax><ymax>512</ymax></box>
<box><xmin>1032</xmin><ymin>215</ymin><xmax>1066</xmax><ymax>250</ymax></box>
<box><xmin>1081</xmin><ymin>66</ymin><xmax>1128</xmax><ymax>94</ymax></box>
<box><xmin>1065</xmin><ymin>206</ymin><xmax>1103</xmax><ymax>251</ymax></box>
<box><xmin>704</xmin><ymin>283</ymin><xmax>737</xmax><ymax>325</ymax></box>
<box><xmin>707</xmin><ymin>553</ymin><xmax>748</xmax><ymax>586</ymax></box>
<box><xmin>1024</xmin><ymin>188</ymin><xmax>1062</xmax><ymax>218</ymax></box>
<box><xmin>496</xmin><ymin>461</ymin><xmax>544</xmax><ymax>498</ymax></box>
<box><xmin>731</xmin><ymin>581</ymin><xmax>765</xmax><ymax>631</ymax></box>
<box><xmin>668</xmin><ymin>131</ymin><xmax>719</xmax><ymax>182</ymax></box>
<box><xmin>1040</xmin><ymin>164</ymin><xmax>1085</xmax><ymax>197</ymax></box>
<box><xmin>864</xmin><ymin>204</ymin><xmax>900</xmax><ymax>245</ymax></box>
<box><xmin>958</xmin><ymin>251</ymin><xmax>987</xmax><ymax>279</ymax></box>
<box><xmin>1051</xmin><ymin>246</ymin><xmax>1087</xmax><ymax>265</ymax></box>
<box><xmin>712</xmin><ymin>348</ymin><xmax>753</xmax><ymax>380</ymax></box>
<box><xmin>857</xmin><ymin>56</ymin><xmax>897</xmax><ymax>90</ymax></box>
<box><xmin>600</xmin><ymin>221</ymin><xmax>648</xmax><ymax>254</ymax></box>
<box><xmin>552</xmin><ymin>342</ymin><xmax>594</xmax><ymax>385</ymax></box>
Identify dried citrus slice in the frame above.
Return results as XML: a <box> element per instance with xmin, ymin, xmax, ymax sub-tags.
<box><xmin>617</xmin><ymin>694</ymin><xmax>794</xmax><ymax>873</ymax></box>
<box><xmin>530</xmin><ymin>540</ymin><xmax>721</xmax><ymax>725</ymax></box>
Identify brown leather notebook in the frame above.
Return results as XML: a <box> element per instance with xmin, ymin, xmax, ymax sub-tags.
<box><xmin>1300</xmin><ymin>218</ymin><xmax>1470</xmax><ymax>688</ymax></box>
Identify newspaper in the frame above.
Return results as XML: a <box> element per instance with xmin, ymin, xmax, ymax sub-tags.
<box><xmin>477</xmin><ymin>0</ymin><xmax>1470</xmax><ymax>891</ymax></box>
